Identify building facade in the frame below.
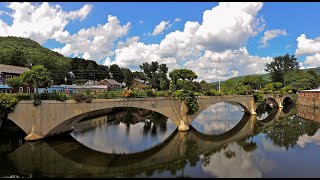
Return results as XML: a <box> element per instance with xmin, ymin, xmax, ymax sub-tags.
<box><xmin>131</xmin><ymin>78</ymin><xmax>150</xmax><ymax>89</ymax></box>
<box><xmin>297</xmin><ymin>89</ymin><xmax>320</xmax><ymax>108</ymax></box>
<box><xmin>100</xmin><ymin>79</ymin><xmax>121</xmax><ymax>89</ymax></box>
<box><xmin>37</xmin><ymin>84</ymin><xmax>109</xmax><ymax>94</ymax></box>
<box><xmin>0</xmin><ymin>64</ymin><xmax>32</xmax><ymax>93</ymax></box>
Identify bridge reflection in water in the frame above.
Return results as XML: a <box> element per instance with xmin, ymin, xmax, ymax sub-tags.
<box><xmin>0</xmin><ymin>103</ymin><xmax>298</xmax><ymax>178</ymax></box>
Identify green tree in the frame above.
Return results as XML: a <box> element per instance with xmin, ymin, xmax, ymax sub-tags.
<box><xmin>221</xmin><ymin>80</ymin><xmax>237</xmax><ymax>95</ymax></box>
<box><xmin>20</xmin><ymin>65</ymin><xmax>51</xmax><ymax>94</ymax></box>
<box><xmin>265</xmin><ymin>54</ymin><xmax>299</xmax><ymax>84</ymax></box>
<box><xmin>241</xmin><ymin>75</ymin><xmax>267</xmax><ymax>90</ymax></box>
<box><xmin>140</xmin><ymin>62</ymin><xmax>152</xmax><ymax>79</ymax></box>
<box><xmin>306</xmin><ymin>70</ymin><xmax>320</xmax><ymax>89</ymax></box>
<box><xmin>151</xmin><ymin>61</ymin><xmax>159</xmax><ymax>74</ymax></box>
<box><xmin>132</xmin><ymin>71</ymin><xmax>146</xmax><ymax>80</ymax></box>
<box><xmin>8</xmin><ymin>49</ymin><xmax>27</xmax><ymax>67</ymax></box>
<box><xmin>6</xmin><ymin>76</ymin><xmax>23</xmax><ymax>90</ymax></box>
<box><xmin>159</xmin><ymin>64</ymin><xmax>168</xmax><ymax>78</ymax></box>
<box><xmin>159</xmin><ymin>78</ymin><xmax>169</xmax><ymax>91</ymax></box>
<box><xmin>139</xmin><ymin>61</ymin><xmax>169</xmax><ymax>89</ymax></box>
<box><xmin>283</xmin><ymin>70</ymin><xmax>316</xmax><ymax>91</ymax></box>
<box><xmin>262</xmin><ymin>82</ymin><xmax>283</xmax><ymax>94</ymax></box>
<box><xmin>199</xmin><ymin>80</ymin><xmax>213</xmax><ymax>92</ymax></box>
<box><xmin>110</xmin><ymin>64</ymin><xmax>123</xmax><ymax>83</ymax></box>
<box><xmin>121</xmin><ymin>68</ymin><xmax>133</xmax><ymax>87</ymax></box>
<box><xmin>169</xmin><ymin>69</ymin><xmax>198</xmax><ymax>90</ymax></box>
<box><xmin>0</xmin><ymin>51</ymin><xmax>9</xmax><ymax>64</ymax></box>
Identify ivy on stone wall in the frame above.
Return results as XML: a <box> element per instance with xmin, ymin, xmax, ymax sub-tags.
<box><xmin>174</xmin><ymin>90</ymin><xmax>199</xmax><ymax>115</ymax></box>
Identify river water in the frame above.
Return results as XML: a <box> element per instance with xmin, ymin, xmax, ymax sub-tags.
<box><xmin>1</xmin><ymin>102</ymin><xmax>320</xmax><ymax>178</ymax></box>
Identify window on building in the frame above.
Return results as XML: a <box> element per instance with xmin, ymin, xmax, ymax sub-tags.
<box><xmin>6</xmin><ymin>75</ymin><xmax>12</xmax><ymax>79</ymax></box>
<box><xmin>19</xmin><ymin>87</ymin><xmax>23</xmax><ymax>93</ymax></box>
<box><xmin>27</xmin><ymin>87</ymin><xmax>30</xmax><ymax>93</ymax></box>
<box><xmin>5</xmin><ymin>75</ymin><xmax>12</xmax><ymax>84</ymax></box>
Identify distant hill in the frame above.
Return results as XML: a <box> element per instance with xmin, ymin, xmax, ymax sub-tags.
<box><xmin>0</xmin><ymin>36</ymin><xmax>71</xmax><ymax>70</ymax></box>
<box><xmin>210</xmin><ymin>67</ymin><xmax>320</xmax><ymax>86</ymax></box>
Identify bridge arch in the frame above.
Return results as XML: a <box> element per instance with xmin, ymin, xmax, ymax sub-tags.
<box><xmin>265</xmin><ymin>97</ymin><xmax>279</xmax><ymax>108</ymax></box>
<box><xmin>188</xmin><ymin>96</ymin><xmax>257</xmax><ymax>126</ymax></box>
<box><xmin>47</xmin><ymin>107</ymin><xmax>173</xmax><ymax>137</ymax></box>
<box><xmin>282</xmin><ymin>96</ymin><xmax>293</xmax><ymax>106</ymax></box>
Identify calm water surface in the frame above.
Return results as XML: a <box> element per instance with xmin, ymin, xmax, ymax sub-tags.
<box><xmin>1</xmin><ymin>103</ymin><xmax>320</xmax><ymax>178</ymax></box>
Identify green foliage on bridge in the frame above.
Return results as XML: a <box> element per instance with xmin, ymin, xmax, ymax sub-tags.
<box><xmin>0</xmin><ymin>94</ymin><xmax>19</xmax><ymax>119</ymax></box>
<box><xmin>174</xmin><ymin>90</ymin><xmax>199</xmax><ymax>115</ymax></box>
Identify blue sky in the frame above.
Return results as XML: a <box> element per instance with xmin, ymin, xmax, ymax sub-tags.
<box><xmin>0</xmin><ymin>2</ymin><xmax>320</xmax><ymax>82</ymax></box>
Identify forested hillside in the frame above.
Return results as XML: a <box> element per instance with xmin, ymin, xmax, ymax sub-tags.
<box><xmin>0</xmin><ymin>36</ymin><xmax>71</xmax><ymax>71</ymax></box>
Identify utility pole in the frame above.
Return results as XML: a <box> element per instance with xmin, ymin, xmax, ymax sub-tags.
<box><xmin>212</xmin><ymin>55</ymin><xmax>222</xmax><ymax>92</ymax></box>
<box><xmin>218</xmin><ymin>55</ymin><xmax>221</xmax><ymax>92</ymax></box>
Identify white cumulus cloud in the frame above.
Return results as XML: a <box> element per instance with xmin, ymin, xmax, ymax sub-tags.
<box><xmin>107</xmin><ymin>2</ymin><xmax>268</xmax><ymax>82</ymax></box>
<box><xmin>53</xmin><ymin>15</ymin><xmax>131</xmax><ymax>61</ymax></box>
<box><xmin>295</xmin><ymin>34</ymin><xmax>320</xmax><ymax>68</ymax></box>
<box><xmin>183</xmin><ymin>48</ymin><xmax>273</xmax><ymax>82</ymax></box>
<box><xmin>150</xmin><ymin>20</ymin><xmax>172</xmax><ymax>36</ymax></box>
<box><xmin>0</xmin><ymin>2</ymin><xmax>92</xmax><ymax>45</ymax></box>
<box><xmin>194</xmin><ymin>2</ymin><xmax>265</xmax><ymax>52</ymax></box>
<box><xmin>296</xmin><ymin>34</ymin><xmax>320</xmax><ymax>56</ymax></box>
<box><xmin>259</xmin><ymin>29</ymin><xmax>287</xmax><ymax>48</ymax></box>
<box><xmin>302</xmin><ymin>53</ymin><xmax>320</xmax><ymax>68</ymax></box>
<box><xmin>0</xmin><ymin>2</ymin><xmax>274</xmax><ymax>83</ymax></box>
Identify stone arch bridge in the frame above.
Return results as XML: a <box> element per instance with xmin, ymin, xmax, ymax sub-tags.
<box><xmin>7</xmin><ymin>94</ymin><xmax>291</xmax><ymax>141</ymax></box>
<box><xmin>3</xmin><ymin>107</ymin><xmax>294</xmax><ymax>177</ymax></box>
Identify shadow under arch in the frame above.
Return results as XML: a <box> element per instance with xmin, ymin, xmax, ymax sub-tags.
<box><xmin>282</xmin><ymin>103</ymin><xmax>293</xmax><ymax>114</ymax></box>
<box><xmin>0</xmin><ymin>121</ymin><xmax>25</xmax><ymax>155</ymax></box>
<box><xmin>256</xmin><ymin>108</ymin><xmax>280</xmax><ymax>124</ymax></box>
<box><xmin>283</xmin><ymin>97</ymin><xmax>293</xmax><ymax>107</ymax></box>
<box><xmin>265</xmin><ymin>97</ymin><xmax>279</xmax><ymax>108</ymax></box>
<box><xmin>190</xmin><ymin>113</ymin><xmax>251</xmax><ymax>142</ymax></box>
<box><xmin>46</xmin><ymin>128</ymin><xmax>178</xmax><ymax>167</ymax></box>
<box><xmin>47</xmin><ymin>106</ymin><xmax>171</xmax><ymax>137</ymax></box>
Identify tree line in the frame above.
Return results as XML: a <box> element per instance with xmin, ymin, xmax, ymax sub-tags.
<box><xmin>1</xmin><ymin>36</ymin><xmax>319</xmax><ymax>94</ymax></box>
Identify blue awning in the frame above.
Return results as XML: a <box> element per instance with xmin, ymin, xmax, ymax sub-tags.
<box><xmin>0</xmin><ymin>85</ymin><xmax>13</xmax><ymax>89</ymax></box>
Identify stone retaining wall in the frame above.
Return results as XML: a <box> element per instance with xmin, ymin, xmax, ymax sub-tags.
<box><xmin>297</xmin><ymin>91</ymin><xmax>320</xmax><ymax>108</ymax></box>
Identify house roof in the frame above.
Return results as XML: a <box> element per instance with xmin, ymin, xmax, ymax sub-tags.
<box><xmin>0</xmin><ymin>64</ymin><xmax>30</xmax><ymax>74</ymax></box>
<box><xmin>133</xmin><ymin>78</ymin><xmax>149</xmax><ymax>84</ymax></box>
<box><xmin>84</xmin><ymin>80</ymin><xmax>101</xmax><ymax>86</ymax></box>
<box><xmin>103</xmin><ymin>79</ymin><xmax>121</xmax><ymax>85</ymax></box>
<box><xmin>50</xmin><ymin>85</ymin><xmax>109</xmax><ymax>89</ymax></box>
<box><xmin>299</xmin><ymin>89</ymin><xmax>320</xmax><ymax>92</ymax></box>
